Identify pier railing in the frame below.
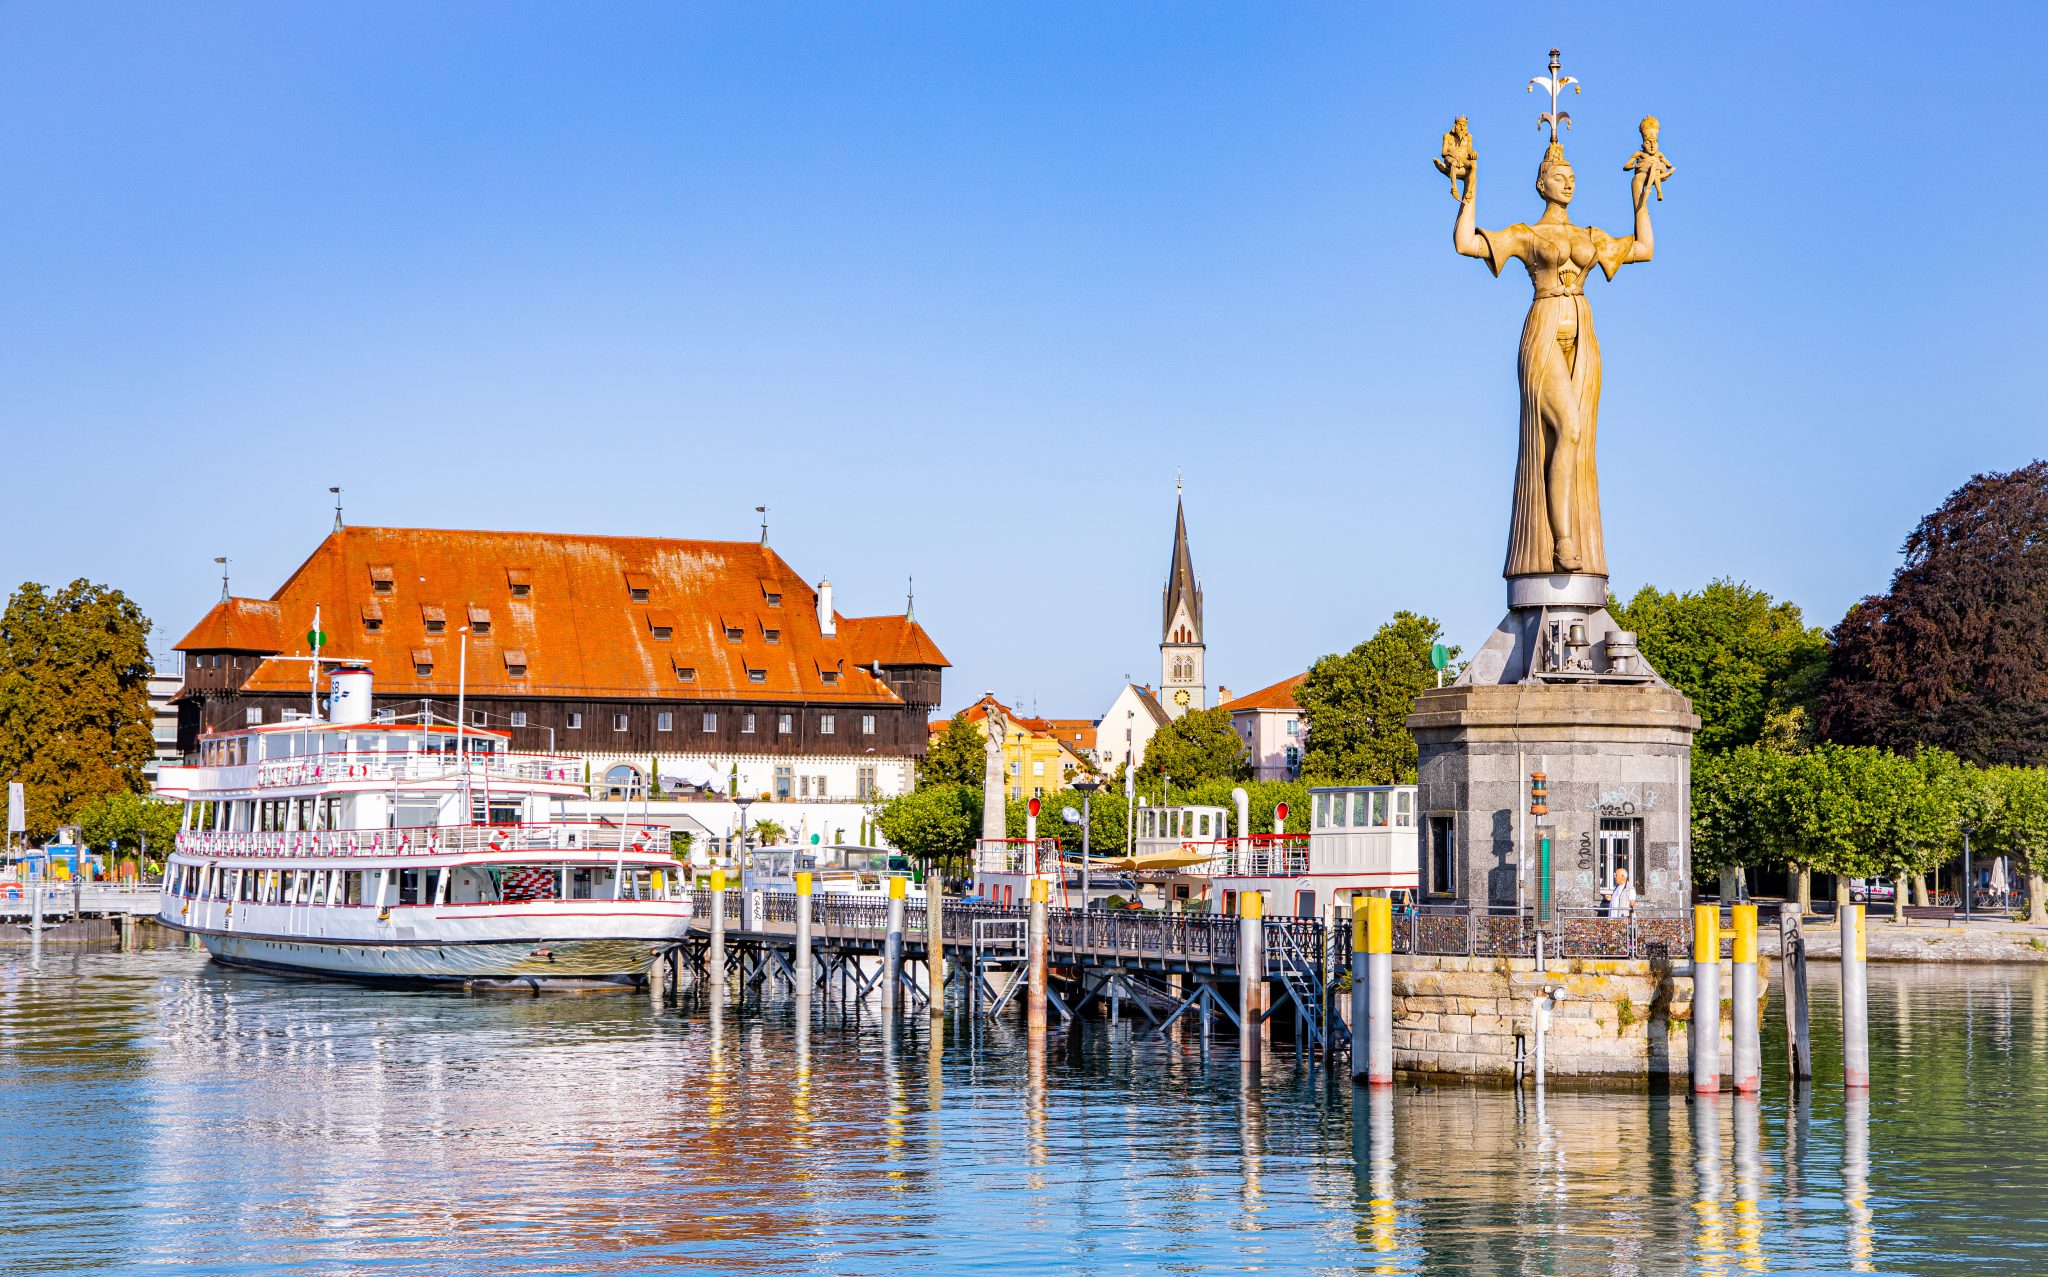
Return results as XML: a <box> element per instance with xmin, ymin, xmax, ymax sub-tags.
<box><xmin>1392</xmin><ymin>905</ymin><xmax>1691</xmax><ymax>960</ymax></box>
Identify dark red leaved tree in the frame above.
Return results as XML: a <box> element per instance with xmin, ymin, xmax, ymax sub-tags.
<box><xmin>1817</xmin><ymin>460</ymin><xmax>2048</xmax><ymax>766</ymax></box>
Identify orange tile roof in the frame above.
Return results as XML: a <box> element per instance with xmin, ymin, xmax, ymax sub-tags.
<box><xmin>1218</xmin><ymin>673</ymin><xmax>1306</xmax><ymax>714</ymax></box>
<box><xmin>173</xmin><ymin>526</ymin><xmax>946</xmax><ymax>704</ymax></box>
<box><xmin>1040</xmin><ymin>718</ymin><xmax>1098</xmax><ymax>752</ymax></box>
<box><xmin>839</xmin><ymin>613</ymin><xmax>948</xmax><ymax>667</ymax></box>
<box><xmin>173</xmin><ymin>598</ymin><xmax>289</xmax><ymax>652</ymax></box>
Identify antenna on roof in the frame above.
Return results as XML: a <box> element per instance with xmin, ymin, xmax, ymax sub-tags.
<box><xmin>330</xmin><ymin>486</ymin><xmax>343</xmax><ymax>531</ymax></box>
<box><xmin>756</xmin><ymin>505</ymin><xmax>769</xmax><ymax>544</ymax></box>
<box><xmin>214</xmin><ymin>556</ymin><xmax>230</xmax><ymax>601</ymax></box>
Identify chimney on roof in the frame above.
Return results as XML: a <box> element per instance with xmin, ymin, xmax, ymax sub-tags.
<box><xmin>1218</xmin><ymin>685</ymin><xmax>1233</xmax><ymax>706</ymax></box>
<box><xmin>817</xmin><ymin>579</ymin><xmax>835</xmax><ymax>637</ymax></box>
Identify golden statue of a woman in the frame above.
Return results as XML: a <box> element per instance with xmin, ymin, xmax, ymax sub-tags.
<box><xmin>1449</xmin><ymin>59</ymin><xmax>1664</xmax><ymax>580</ymax></box>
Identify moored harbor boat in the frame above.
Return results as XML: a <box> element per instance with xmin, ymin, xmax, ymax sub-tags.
<box><xmin>154</xmin><ymin>666</ymin><xmax>692</xmax><ymax>987</ymax></box>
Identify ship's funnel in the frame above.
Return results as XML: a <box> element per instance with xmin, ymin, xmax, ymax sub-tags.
<box><xmin>328</xmin><ymin>666</ymin><xmax>374</xmax><ymax>725</ymax></box>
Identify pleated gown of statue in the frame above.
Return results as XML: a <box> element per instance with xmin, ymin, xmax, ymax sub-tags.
<box><xmin>1481</xmin><ymin>220</ymin><xmax>1633</xmax><ymax>580</ymax></box>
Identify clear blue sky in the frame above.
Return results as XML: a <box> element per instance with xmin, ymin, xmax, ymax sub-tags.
<box><xmin>3</xmin><ymin>3</ymin><xmax>2042</xmax><ymax>718</ymax></box>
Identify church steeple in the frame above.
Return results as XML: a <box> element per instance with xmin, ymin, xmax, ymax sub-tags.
<box><xmin>1159</xmin><ymin>480</ymin><xmax>1205</xmax><ymax>717</ymax></box>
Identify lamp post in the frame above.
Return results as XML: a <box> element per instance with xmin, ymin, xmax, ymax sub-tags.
<box><xmin>732</xmin><ymin>794</ymin><xmax>756</xmax><ymax>867</ymax></box>
<box><xmin>1073</xmin><ymin>779</ymin><xmax>1100</xmax><ymax>909</ymax></box>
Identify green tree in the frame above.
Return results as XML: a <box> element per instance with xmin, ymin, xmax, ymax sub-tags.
<box><xmin>1819</xmin><ymin>460</ymin><xmax>2048</xmax><ymax>766</ymax></box>
<box><xmin>0</xmin><ymin>580</ymin><xmax>156</xmax><ymax>839</ymax></box>
<box><xmin>72</xmin><ymin>790</ymin><xmax>181</xmax><ymax>868</ymax></box>
<box><xmin>749</xmin><ymin>819</ymin><xmax>787</xmax><ymax>845</ymax></box>
<box><xmin>1005</xmin><ymin>786</ymin><xmax>1130</xmax><ymax>857</ymax></box>
<box><xmin>1611</xmin><ymin>579</ymin><xmax>1831</xmax><ymax>752</ymax></box>
<box><xmin>1691</xmin><ymin>746</ymin><xmax>1794</xmax><ymax>878</ymax></box>
<box><xmin>919</xmin><ymin>713</ymin><xmax>985</xmax><ymax>788</ymax></box>
<box><xmin>1135</xmin><ymin>706</ymin><xmax>1246</xmax><ymax>785</ymax></box>
<box><xmin>1975</xmin><ymin>765</ymin><xmax>2048</xmax><ymax>924</ymax></box>
<box><xmin>1294</xmin><ymin>611</ymin><xmax>1453</xmax><ymax>784</ymax></box>
<box><xmin>873</xmin><ymin>782</ymin><xmax>982</xmax><ymax>874</ymax></box>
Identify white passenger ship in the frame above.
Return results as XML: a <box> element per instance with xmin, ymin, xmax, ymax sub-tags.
<box><xmin>155</xmin><ymin>666</ymin><xmax>692</xmax><ymax>987</ymax></box>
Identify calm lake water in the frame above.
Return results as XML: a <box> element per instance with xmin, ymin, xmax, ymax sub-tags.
<box><xmin>2</xmin><ymin>945</ymin><xmax>2044</xmax><ymax>1275</ymax></box>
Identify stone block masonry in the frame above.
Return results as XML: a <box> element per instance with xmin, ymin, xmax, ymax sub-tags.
<box><xmin>1392</xmin><ymin>954</ymin><xmax>1752</xmax><ymax>1081</ymax></box>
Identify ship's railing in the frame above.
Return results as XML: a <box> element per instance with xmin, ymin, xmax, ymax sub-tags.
<box><xmin>1390</xmin><ymin>905</ymin><xmax>1692</xmax><ymax>960</ymax></box>
<box><xmin>974</xmin><ymin>837</ymin><xmax>1063</xmax><ymax>875</ymax></box>
<box><xmin>1120</xmin><ymin>834</ymin><xmax>1313</xmax><ymax>877</ymax></box>
<box><xmin>248</xmin><ymin>751</ymin><xmax>586</xmax><ymax>790</ymax></box>
<box><xmin>174</xmin><ymin>821</ymin><xmax>673</xmax><ymax>860</ymax></box>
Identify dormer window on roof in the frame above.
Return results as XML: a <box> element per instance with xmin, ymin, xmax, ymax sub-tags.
<box><xmin>421</xmin><ymin>604</ymin><xmax>446</xmax><ymax>634</ymax></box>
<box><xmin>412</xmin><ymin>647</ymin><xmax>434</xmax><ymax>675</ymax></box>
<box><xmin>645</xmin><ymin>609</ymin><xmax>675</xmax><ymax>641</ymax></box>
<box><xmin>467</xmin><ymin>604</ymin><xmax>491</xmax><ymax>634</ymax></box>
<box><xmin>503</xmin><ymin>649</ymin><xmax>528</xmax><ymax>677</ymax></box>
<box><xmin>624</xmin><ymin>571</ymin><xmax>653</xmax><ymax>603</ymax></box>
<box><xmin>361</xmin><ymin>600</ymin><xmax>384</xmax><ymax>632</ymax></box>
<box><xmin>674</xmin><ymin>663</ymin><xmax>696</xmax><ymax>683</ymax></box>
<box><xmin>764</xmin><ymin>628</ymin><xmax>781</xmax><ymax>645</ymax></box>
<box><xmin>747</xmin><ymin>667</ymin><xmax>766</xmax><ymax>684</ymax></box>
<box><xmin>506</xmin><ymin>566</ymin><xmax>532</xmax><ymax>598</ymax></box>
<box><xmin>369</xmin><ymin>564</ymin><xmax>395</xmax><ymax>595</ymax></box>
<box><xmin>724</xmin><ymin>625</ymin><xmax>744</xmax><ymax>643</ymax></box>
<box><xmin>761</xmin><ymin>581</ymin><xmax>783</xmax><ymax>607</ymax></box>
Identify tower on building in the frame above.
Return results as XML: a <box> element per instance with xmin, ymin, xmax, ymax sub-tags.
<box><xmin>1159</xmin><ymin>482</ymin><xmax>1205</xmax><ymax>718</ymax></box>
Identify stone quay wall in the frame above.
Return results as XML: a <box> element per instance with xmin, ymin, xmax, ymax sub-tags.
<box><xmin>1392</xmin><ymin>954</ymin><xmax>1750</xmax><ymax>1080</ymax></box>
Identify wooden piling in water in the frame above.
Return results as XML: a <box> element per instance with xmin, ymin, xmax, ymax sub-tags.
<box><xmin>1780</xmin><ymin>910</ymin><xmax>1812</xmax><ymax>1080</ymax></box>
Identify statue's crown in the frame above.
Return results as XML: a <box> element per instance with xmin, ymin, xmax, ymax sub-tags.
<box><xmin>1539</xmin><ymin>142</ymin><xmax>1569</xmax><ymax>174</ymax></box>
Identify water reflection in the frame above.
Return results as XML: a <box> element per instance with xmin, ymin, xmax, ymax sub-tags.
<box><xmin>4</xmin><ymin>951</ymin><xmax>2048</xmax><ymax>1273</ymax></box>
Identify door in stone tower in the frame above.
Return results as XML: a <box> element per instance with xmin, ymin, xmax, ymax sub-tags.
<box><xmin>1597</xmin><ymin>818</ymin><xmax>1641</xmax><ymax>901</ymax></box>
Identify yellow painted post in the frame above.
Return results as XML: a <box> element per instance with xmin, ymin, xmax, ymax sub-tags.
<box><xmin>1027</xmin><ymin>877</ymin><xmax>1050</xmax><ymax>1035</ymax></box>
<box><xmin>1842</xmin><ymin>904</ymin><xmax>1869</xmax><ymax>1088</ymax></box>
<box><xmin>708</xmin><ymin>867</ymin><xmax>727</xmax><ymax>997</ymax></box>
<box><xmin>884</xmin><ymin>872</ymin><xmax>907</xmax><ymax>1013</ymax></box>
<box><xmin>1238</xmin><ymin>890</ymin><xmax>1265</xmax><ymax>1061</ymax></box>
<box><xmin>794</xmin><ymin>871</ymin><xmax>814</xmax><ymax>991</ymax></box>
<box><xmin>1349</xmin><ymin>898</ymin><xmax>1369</xmax><ymax>1081</ymax></box>
<box><xmin>1691</xmin><ymin>903</ymin><xmax>1721</xmax><ymax>1094</ymax></box>
<box><xmin>1731</xmin><ymin>904</ymin><xmax>1760</xmax><ymax>1092</ymax></box>
<box><xmin>1363</xmin><ymin>895</ymin><xmax>1393</xmax><ymax>1087</ymax></box>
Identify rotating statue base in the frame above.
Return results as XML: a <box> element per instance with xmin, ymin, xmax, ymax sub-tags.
<box><xmin>1406</xmin><ymin>573</ymin><xmax>1700</xmax><ymax>917</ymax></box>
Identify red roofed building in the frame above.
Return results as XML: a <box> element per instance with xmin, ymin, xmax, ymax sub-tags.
<box><xmin>173</xmin><ymin>526</ymin><xmax>948</xmax><ymax>802</ymax></box>
<box><xmin>1218</xmin><ymin>674</ymin><xmax>1307</xmax><ymax>781</ymax></box>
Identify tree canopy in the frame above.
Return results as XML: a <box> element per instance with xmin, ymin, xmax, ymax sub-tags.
<box><xmin>1818</xmin><ymin>460</ymin><xmax>2048</xmax><ymax>766</ymax></box>
<box><xmin>73</xmin><ymin>790</ymin><xmax>181</xmax><ymax>864</ymax></box>
<box><xmin>1294</xmin><ymin>611</ymin><xmax>1453</xmax><ymax>784</ymax></box>
<box><xmin>918</xmin><ymin>713</ymin><xmax>984</xmax><ymax>788</ymax></box>
<box><xmin>873</xmin><ymin>782</ymin><xmax>982</xmax><ymax>868</ymax></box>
<box><xmin>1611</xmin><ymin>579</ymin><xmax>1830</xmax><ymax>751</ymax></box>
<box><xmin>0</xmin><ymin>580</ymin><xmax>156</xmax><ymax>839</ymax></box>
<box><xmin>1135</xmin><ymin>706</ymin><xmax>1246</xmax><ymax>785</ymax></box>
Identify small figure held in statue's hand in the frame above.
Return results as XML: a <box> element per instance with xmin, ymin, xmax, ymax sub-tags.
<box><xmin>1623</xmin><ymin>115</ymin><xmax>1674</xmax><ymax>205</ymax></box>
<box><xmin>1435</xmin><ymin>116</ymin><xmax>1476</xmax><ymax>201</ymax></box>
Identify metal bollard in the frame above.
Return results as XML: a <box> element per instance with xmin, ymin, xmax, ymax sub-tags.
<box><xmin>1349</xmin><ymin>896</ymin><xmax>1368</xmax><ymax>1082</ymax></box>
<box><xmin>708</xmin><ymin>868</ymin><xmax>727</xmax><ymax>998</ymax></box>
<box><xmin>1238</xmin><ymin>891</ymin><xmax>1264</xmax><ymax>1062</ymax></box>
<box><xmin>794</xmin><ymin>871</ymin><xmax>814</xmax><ymax>993</ymax></box>
<box><xmin>1691</xmin><ymin>903</ymin><xmax>1721</xmax><ymax>1094</ymax></box>
<box><xmin>926</xmin><ymin>881</ymin><xmax>945</xmax><ymax>1017</ymax></box>
<box><xmin>1363</xmin><ymin>895</ymin><xmax>1393</xmax><ymax>1087</ymax></box>
<box><xmin>1026</xmin><ymin>878</ymin><xmax>1049</xmax><ymax>1035</ymax></box>
<box><xmin>884</xmin><ymin>874</ymin><xmax>906</xmax><ymax>1013</ymax></box>
<box><xmin>1842</xmin><ymin>903</ymin><xmax>1869</xmax><ymax>1089</ymax></box>
<box><xmin>1731</xmin><ymin>904</ymin><xmax>1760</xmax><ymax>1094</ymax></box>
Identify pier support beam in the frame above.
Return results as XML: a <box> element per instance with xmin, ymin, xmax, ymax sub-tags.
<box><xmin>1027</xmin><ymin>878</ymin><xmax>1049</xmax><ymax>1036</ymax></box>
<box><xmin>1238</xmin><ymin>892</ymin><xmax>1264</xmax><ymax>1063</ymax></box>
<box><xmin>1842</xmin><ymin>903</ymin><xmax>1869</xmax><ymax>1089</ymax></box>
<box><xmin>1780</xmin><ymin>909</ymin><xmax>1812</xmax><ymax>1080</ymax></box>
<box><xmin>794</xmin><ymin>872</ymin><xmax>814</xmax><ymax>992</ymax></box>
<box><xmin>1691</xmin><ymin>903</ymin><xmax>1721</xmax><ymax>1095</ymax></box>
<box><xmin>1730</xmin><ymin>903</ymin><xmax>1760</xmax><ymax>1094</ymax></box>
<box><xmin>884</xmin><ymin>875</ymin><xmax>906</xmax><ymax>1014</ymax></box>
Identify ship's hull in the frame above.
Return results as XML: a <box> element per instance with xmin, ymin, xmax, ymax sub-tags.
<box><xmin>192</xmin><ymin>930</ymin><xmax>673</xmax><ymax>987</ymax></box>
